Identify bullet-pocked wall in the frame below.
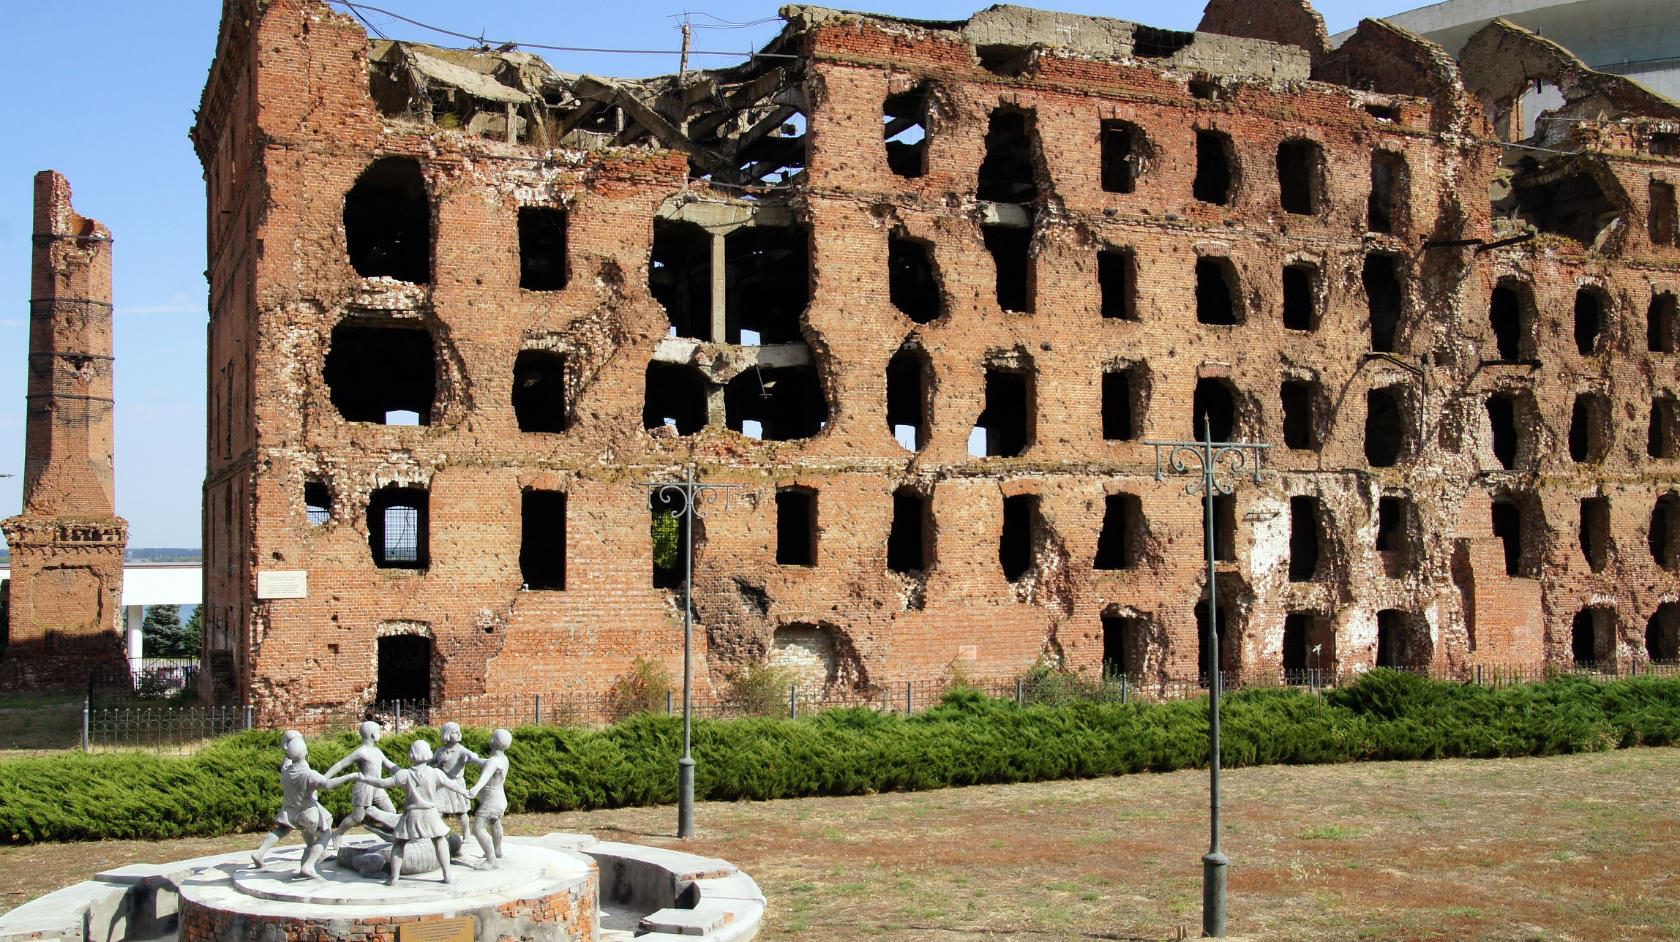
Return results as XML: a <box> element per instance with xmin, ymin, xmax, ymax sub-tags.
<box><xmin>190</xmin><ymin>0</ymin><xmax>1680</xmax><ymax>720</ymax></box>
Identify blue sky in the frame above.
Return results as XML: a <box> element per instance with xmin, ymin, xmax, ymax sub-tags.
<box><xmin>0</xmin><ymin>0</ymin><xmax>1394</xmax><ymax>549</ymax></box>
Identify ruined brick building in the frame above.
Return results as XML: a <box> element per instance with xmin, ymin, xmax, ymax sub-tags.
<box><xmin>191</xmin><ymin>0</ymin><xmax>1680</xmax><ymax>719</ymax></box>
<box><xmin>1</xmin><ymin>172</ymin><xmax>129</xmax><ymax>688</ymax></box>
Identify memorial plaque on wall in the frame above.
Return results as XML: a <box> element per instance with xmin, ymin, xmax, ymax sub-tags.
<box><xmin>398</xmin><ymin>916</ymin><xmax>475</xmax><ymax>942</ymax></box>
<box><xmin>256</xmin><ymin>570</ymin><xmax>308</xmax><ymax>599</ymax></box>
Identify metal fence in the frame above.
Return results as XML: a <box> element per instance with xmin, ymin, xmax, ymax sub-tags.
<box><xmin>28</xmin><ymin>657</ymin><xmax>1680</xmax><ymax>755</ymax></box>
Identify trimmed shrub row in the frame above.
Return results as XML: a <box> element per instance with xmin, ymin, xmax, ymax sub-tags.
<box><xmin>2</xmin><ymin>671</ymin><xmax>1677</xmax><ymax>844</ymax></box>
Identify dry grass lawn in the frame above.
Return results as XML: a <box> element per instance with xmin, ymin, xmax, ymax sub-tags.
<box><xmin>3</xmin><ymin>748</ymin><xmax>1677</xmax><ymax>940</ymax></box>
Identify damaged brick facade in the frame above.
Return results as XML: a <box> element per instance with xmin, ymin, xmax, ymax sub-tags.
<box><xmin>191</xmin><ymin>0</ymin><xmax>1680</xmax><ymax>720</ymax></box>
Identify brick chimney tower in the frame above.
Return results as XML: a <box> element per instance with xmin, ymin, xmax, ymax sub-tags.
<box><xmin>1</xmin><ymin>171</ymin><xmax>129</xmax><ymax>689</ymax></box>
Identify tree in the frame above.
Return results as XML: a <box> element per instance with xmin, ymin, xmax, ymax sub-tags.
<box><xmin>143</xmin><ymin>605</ymin><xmax>200</xmax><ymax>658</ymax></box>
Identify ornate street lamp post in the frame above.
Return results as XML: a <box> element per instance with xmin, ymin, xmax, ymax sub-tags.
<box><xmin>1145</xmin><ymin>418</ymin><xmax>1269</xmax><ymax>938</ymax></box>
<box><xmin>640</xmin><ymin>465</ymin><xmax>741</xmax><ymax>839</ymax></box>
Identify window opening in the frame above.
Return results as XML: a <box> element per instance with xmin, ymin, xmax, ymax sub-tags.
<box><xmin>1647</xmin><ymin>603</ymin><xmax>1680</xmax><ymax>661</ymax></box>
<box><xmin>1377</xmin><ymin>494</ymin><xmax>1411</xmax><ymax>573</ymax></box>
<box><xmin>344</xmin><ymin>157</ymin><xmax>430</xmax><ymax>283</ymax></box>
<box><xmin>520</xmin><ymin>490</ymin><xmax>567</xmax><ymax>590</ymax></box>
<box><xmin>886</xmin><ymin>345</ymin><xmax>931</xmax><ymax>452</ymax></box>
<box><xmin>1195</xmin><ymin>257</ymin><xmax>1239</xmax><ymax>325</ymax></box>
<box><xmin>512</xmin><ymin>350</ymin><xmax>568</xmax><ymax>433</ymax></box>
<box><xmin>642</xmin><ymin>362</ymin><xmax>708</xmax><ymax>436</ymax></box>
<box><xmin>1098</xmin><ymin>247</ymin><xmax>1137</xmax><ymax>320</ymax></box>
<box><xmin>368</xmin><ymin>486</ymin><xmax>428</xmax><ymax>569</ymax></box>
<box><xmin>650</xmin><ymin>490</ymin><xmax>690</xmax><ymax>589</ymax></box>
<box><xmin>1651</xmin><ymin>493</ymin><xmax>1680</xmax><ymax>570</ymax></box>
<box><xmin>1365</xmin><ymin>386</ymin><xmax>1407</xmax><ymax>467</ymax></box>
<box><xmin>1195</xmin><ymin>598</ymin><xmax>1238</xmax><ymax>685</ymax></box>
<box><xmin>324</xmin><ymin>320</ymin><xmax>436</xmax><ymax>425</ymax></box>
<box><xmin>1571</xmin><ymin>607</ymin><xmax>1614</xmax><ymax>667</ymax></box>
<box><xmin>1134</xmin><ymin>25</ymin><xmax>1193</xmax><ymax>58</ymax></box>
<box><xmin>1648</xmin><ymin>292</ymin><xmax>1678</xmax><ymax>353</ymax></box>
<box><xmin>1280</xmin><ymin>379</ymin><xmax>1320</xmax><ymax>451</ymax></box>
<box><xmin>1094</xmin><ymin>493</ymin><xmax>1142</xmax><ymax>571</ymax></box>
<box><xmin>1363</xmin><ymin>255</ymin><xmax>1402</xmax><ymax>352</ymax></box>
<box><xmin>974</xmin><ymin>364</ymin><xmax>1033</xmax><ymax>457</ymax></box>
<box><xmin>1102</xmin><ymin>365</ymin><xmax>1144</xmax><ymax>441</ymax></box>
<box><xmin>976</xmin><ymin>108</ymin><xmax>1039</xmax><ymax>203</ymax></box>
<box><xmin>1282</xmin><ymin>263</ymin><xmax>1318</xmax><ymax>331</ymax></box>
<box><xmin>1192</xmin><ymin>378</ymin><xmax>1237</xmax><ymax>442</ymax></box>
<box><xmin>888</xmin><ymin>234</ymin><xmax>941</xmax><ymax>323</ymax></box>
<box><xmin>1652</xmin><ymin>180</ymin><xmax>1677</xmax><ymax>246</ymax></box>
<box><xmin>1368</xmin><ymin>151</ymin><xmax>1404</xmax><ymax>233</ymax></box>
<box><xmin>776</xmin><ymin>489</ymin><xmax>817</xmax><ymax>566</ymax></box>
<box><xmin>517</xmin><ymin>207</ymin><xmax>568</xmax><ymax>291</ymax></box>
<box><xmin>883</xmin><ymin>86</ymin><xmax>928</xmax><ymax>178</ymax></box>
<box><xmin>1569</xmin><ymin>393</ymin><xmax>1609</xmax><ymax>464</ymax></box>
<box><xmin>1651</xmin><ymin>396</ymin><xmax>1680</xmax><ymax>458</ymax></box>
<box><xmin>649</xmin><ymin>219</ymin><xmax>712</xmax><ymax>341</ymax></box>
<box><xmin>1579</xmin><ymin>496</ymin><xmax>1609</xmax><ymax>574</ymax></box>
<box><xmin>888</xmin><ymin>488</ymin><xmax>931</xmax><ymax>574</ymax></box>
<box><xmin>1193</xmin><ymin>130</ymin><xmax>1234</xmax><ymax>205</ymax></box>
<box><xmin>1488</xmin><ymin>281</ymin><xmax>1531</xmax><ymax>360</ymax></box>
<box><xmin>1101</xmin><ymin>614</ymin><xmax>1144</xmax><ymax>676</ymax></box>
<box><xmin>727</xmin><ymin>225</ymin><xmax>809</xmax><ymax>345</ymax></box>
<box><xmin>1100</xmin><ymin>120</ymin><xmax>1146</xmax><ymax>194</ymax></box>
<box><xmin>1204</xmin><ymin>493</ymin><xmax>1237</xmax><ymax>562</ymax></box>
<box><xmin>1281</xmin><ymin>612</ymin><xmax>1333</xmax><ymax>674</ymax></box>
<box><xmin>999</xmin><ymin>494</ymin><xmax>1038</xmax><ymax>582</ymax></box>
<box><xmin>1276</xmin><ymin>139</ymin><xmax>1323</xmax><ymax>215</ymax></box>
<box><xmin>1288</xmin><ymin>496</ymin><xmax>1321</xmax><ymax>582</ymax></box>
<box><xmin>376</xmin><ymin>635</ymin><xmax>431</xmax><ymax>702</ymax></box>
<box><xmin>1499</xmin><ymin>168</ymin><xmax>1618</xmax><ymax>246</ymax></box>
<box><xmin>975</xmin><ymin>45</ymin><xmax>1034</xmax><ymax>77</ymax></box>
<box><xmin>304</xmin><ymin>481</ymin><xmax>331</xmax><ymax>527</ymax></box>
<box><xmin>1375</xmin><ymin>610</ymin><xmax>1428</xmax><ymax>669</ymax></box>
<box><xmin>1574</xmin><ymin>288</ymin><xmax>1605</xmax><ymax>356</ymax></box>
<box><xmin>725</xmin><ymin>365</ymin><xmax>828</xmax><ymax>441</ymax></box>
<box><xmin>1491</xmin><ymin>497</ymin><xmax>1525</xmax><ymax>577</ymax></box>
<box><xmin>982</xmin><ymin>224</ymin><xmax>1033</xmax><ymax>313</ymax></box>
<box><xmin>1485</xmin><ymin>393</ymin><xmax>1518</xmax><ymax>470</ymax></box>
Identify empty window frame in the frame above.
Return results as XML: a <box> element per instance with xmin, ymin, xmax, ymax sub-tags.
<box><xmin>1647</xmin><ymin>603</ymin><xmax>1680</xmax><ymax>661</ymax></box>
<box><xmin>1365</xmin><ymin>386</ymin><xmax>1409</xmax><ymax>467</ymax></box>
<box><xmin>1098</xmin><ymin>247</ymin><xmax>1137</xmax><ymax>320</ymax></box>
<box><xmin>1204</xmin><ymin>493</ymin><xmax>1237</xmax><ymax>562</ymax></box>
<box><xmin>1488</xmin><ymin>280</ymin><xmax>1534</xmax><ymax>361</ymax></box>
<box><xmin>982</xmin><ymin>224</ymin><xmax>1033</xmax><ymax>313</ymax></box>
<box><xmin>976</xmin><ymin>108</ymin><xmax>1040</xmax><ymax>203</ymax></box>
<box><xmin>642</xmin><ymin>362</ymin><xmax>708</xmax><ymax>436</ymax></box>
<box><xmin>1275</xmin><ymin>139</ymin><xmax>1324</xmax><ymax>215</ymax></box>
<box><xmin>344</xmin><ymin>157</ymin><xmax>430</xmax><ymax>283</ymax></box>
<box><xmin>1280</xmin><ymin>611</ymin><xmax>1333</xmax><ymax>674</ymax></box>
<box><xmin>1575</xmin><ymin>287</ymin><xmax>1608</xmax><ymax>356</ymax></box>
<box><xmin>1485</xmin><ymin>393</ymin><xmax>1521</xmax><ymax>470</ymax></box>
<box><xmin>1651</xmin><ymin>180</ymin><xmax>1677</xmax><ymax>247</ymax></box>
<box><xmin>1100</xmin><ymin>120</ymin><xmax>1147</xmax><ymax>194</ymax></box>
<box><xmin>882</xmin><ymin>86</ymin><xmax>928</xmax><ymax>178</ymax></box>
<box><xmin>1280</xmin><ymin>378</ymin><xmax>1321</xmax><ymax>451</ymax></box>
<box><xmin>368</xmin><ymin>486</ymin><xmax>428</xmax><ymax>569</ymax></box>
<box><xmin>1288</xmin><ymin>496</ymin><xmax>1322</xmax><ymax>582</ymax></box>
<box><xmin>1649</xmin><ymin>292</ymin><xmax>1679</xmax><ymax>353</ymax></box>
<box><xmin>1651</xmin><ymin>396</ymin><xmax>1680</xmax><ymax>458</ymax></box>
<box><xmin>517</xmin><ymin>206</ymin><xmax>568</xmax><ymax>291</ymax></box>
<box><xmin>776</xmin><ymin>488</ymin><xmax>817</xmax><ymax>566</ymax></box>
<box><xmin>974</xmin><ymin>363</ymin><xmax>1034</xmax><ymax>457</ymax></box>
<box><xmin>886</xmin><ymin>345</ymin><xmax>932</xmax><ymax>452</ymax></box>
<box><xmin>725</xmin><ymin>365</ymin><xmax>828</xmax><ymax>441</ymax></box>
<box><xmin>649</xmin><ymin>219</ymin><xmax>712</xmax><ymax>341</ymax></box>
<box><xmin>1281</xmin><ymin>263</ymin><xmax>1319</xmax><ymax>331</ymax></box>
<box><xmin>727</xmin><ymin>226</ymin><xmax>810</xmax><ymax>345</ymax></box>
<box><xmin>1101</xmin><ymin>614</ymin><xmax>1144</xmax><ymax>677</ymax></box>
<box><xmin>1571</xmin><ymin>606</ymin><xmax>1615</xmax><ymax>666</ymax></box>
<box><xmin>376</xmin><ymin>635</ymin><xmax>432</xmax><ymax>703</ymax></box>
<box><xmin>1363</xmin><ymin>254</ymin><xmax>1403</xmax><ymax>352</ymax></box>
<box><xmin>1368</xmin><ymin>151</ymin><xmax>1405</xmax><ymax>233</ymax></box>
<box><xmin>999</xmin><ymin>494</ymin><xmax>1039</xmax><ymax>582</ymax></box>
<box><xmin>1651</xmin><ymin>493</ymin><xmax>1680</xmax><ymax>570</ymax></box>
<box><xmin>1193</xmin><ymin>130</ymin><xmax>1234</xmax><ymax>205</ymax></box>
<box><xmin>1101</xmin><ymin>364</ymin><xmax>1146</xmax><ymax>441</ymax></box>
<box><xmin>1192</xmin><ymin>378</ymin><xmax>1238</xmax><ymax>442</ymax></box>
<box><xmin>304</xmin><ymin>480</ymin><xmax>332</xmax><ymax>527</ymax></box>
<box><xmin>1375</xmin><ymin>609</ymin><xmax>1429</xmax><ymax>669</ymax></box>
<box><xmin>1094</xmin><ymin>493</ymin><xmax>1143</xmax><ymax>570</ymax></box>
<box><xmin>1195</xmin><ymin>598</ymin><xmax>1239</xmax><ymax>684</ymax></box>
<box><xmin>512</xmin><ymin>350</ymin><xmax>568</xmax><ymax>433</ymax></box>
<box><xmin>1579</xmin><ymin>496</ymin><xmax>1610</xmax><ymax>574</ymax></box>
<box><xmin>888</xmin><ymin>234</ymin><xmax>941</xmax><ymax>323</ymax></box>
<box><xmin>1195</xmin><ymin>257</ymin><xmax>1240</xmax><ymax>325</ymax></box>
<box><xmin>324</xmin><ymin>320</ymin><xmax>436</xmax><ymax>425</ymax></box>
<box><xmin>1376</xmin><ymin>494</ymin><xmax>1413</xmax><ymax>570</ymax></box>
<box><xmin>1568</xmin><ymin>393</ymin><xmax>1610</xmax><ymax>464</ymax></box>
<box><xmin>650</xmin><ymin>489</ymin><xmax>690</xmax><ymax>589</ymax></box>
<box><xmin>519</xmin><ymin>489</ymin><xmax>567</xmax><ymax>590</ymax></box>
<box><xmin>888</xmin><ymin>488</ymin><xmax>932</xmax><ymax>573</ymax></box>
<box><xmin>1491</xmin><ymin>495</ymin><xmax>1536</xmax><ymax>578</ymax></box>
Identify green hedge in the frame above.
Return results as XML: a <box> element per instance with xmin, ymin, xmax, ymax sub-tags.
<box><xmin>2</xmin><ymin>671</ymin><xmax>1677</xmax><ymax>844</ymax></box>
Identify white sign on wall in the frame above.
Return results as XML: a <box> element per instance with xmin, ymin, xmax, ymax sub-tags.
<box><xmin>257</xmin><ymin>570</ymin><xmax>308</xmax><ymax>600</ymax></box>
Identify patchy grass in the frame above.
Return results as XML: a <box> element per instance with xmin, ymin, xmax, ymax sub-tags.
<box><xmin>3</xmin><ymin>748</ymin><xmax>1678</xmax><ymax>939</ymax></box>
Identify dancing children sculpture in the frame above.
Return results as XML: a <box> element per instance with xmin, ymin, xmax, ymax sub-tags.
<box><xmin>324</xmin><ymin>721</ymin><xmax>399</xmax><ymax>847</ymax></box>
<box><xmin>467</xmin><ymin>729</ymin><xmax>513</xmax><ymax>869</ymax></box>
<box><xmin>252</xmin><ymin>736</ymin><xmax>357</xmax><ymax>879</ymax></box>
<box><xmin>358</xmin><ymin>739</ymin><xmax>471</xmax><ymax>885</ymax></box>
<box><xmin>431</xmin><ymin>721</ymin><xmax>480</xmax><ymax>844</ymax></box>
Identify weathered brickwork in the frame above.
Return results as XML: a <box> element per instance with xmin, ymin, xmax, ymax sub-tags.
<box><xmin>191</xmin><ymin>0</ymin><xmax>1680</xmax><ymax>720</ymax></box>
<box><xmin>1</xmin><ymin>171</ymin><xmax>129</xmax><ymax>689</ymax></box>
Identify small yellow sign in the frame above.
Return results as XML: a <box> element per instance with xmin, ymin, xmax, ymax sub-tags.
<box><xmin>398</xmin><ymin>915</ymin><xmax>476</xmax><ymax>942</ymax></box>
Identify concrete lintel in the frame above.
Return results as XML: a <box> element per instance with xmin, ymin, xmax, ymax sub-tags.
<box><xmin>656</xmin><ymin>198</ymin><xmax>796</xmax><ymax>232</ymax></box>
<box><xmin>979</xmin><ymin>201</ymin><xmax>1032</xmax><ymax>228</ymax></box>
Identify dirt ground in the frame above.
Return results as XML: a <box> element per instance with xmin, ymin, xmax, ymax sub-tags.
<box><xmin>3</xmin><ymin>748</ymin><xmax>1676</xmax><ymax>940</ymax></box>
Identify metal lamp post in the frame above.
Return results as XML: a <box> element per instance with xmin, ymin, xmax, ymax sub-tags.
<box><xmin>1145</xmin><ymin>418</ymin><xmax>1269</xmax><ymax>938</ymax></box>
<box><xmin>640</xmin><ymin>465</ymin><xmax>741</xmax><ymax>839</ymax></box>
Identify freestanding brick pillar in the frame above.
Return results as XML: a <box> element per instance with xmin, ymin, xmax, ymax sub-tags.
<box><xmin>0</xmin><ymin>171</ymin><xmax>129</xmax><ymax>691</ymax></box>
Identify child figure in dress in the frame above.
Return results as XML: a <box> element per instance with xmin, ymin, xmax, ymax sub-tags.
<box><xmin>468</xmin><ymin>729</ymin><xmax>512</xmax><ymax>869</ymax></box>
<box><xmin>430</xmin><ymin>721</ymin><xmax>480</xmax><ymax>844</ymax></box>
<box><xmin>359</xmin><ymin>739</ymin><xmax>470</xmax><ymax>885</ymax></box>
<box><xmin>253</xmin><ymin>736</ymin><xmax>357</xmax><ymax>879</ymax></box>
<box><xmin>324</xmin><ymin>721</ymin><xmax>399</xmax><ymax>847</ymax></box>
